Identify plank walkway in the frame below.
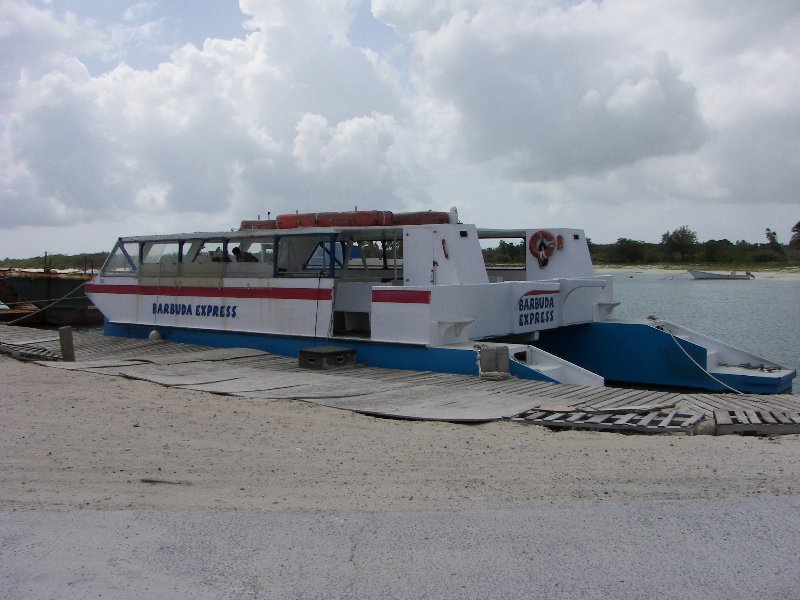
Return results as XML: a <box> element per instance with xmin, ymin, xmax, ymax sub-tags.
<box><xmin>2</xmin><ymin>324</ymin><xmax>799</xmax><ymax>434</ymax></box>
<box><xmin>516</xmin><ymin>408</ymin><xmax>705</xmax><ymax>434</ymax></box>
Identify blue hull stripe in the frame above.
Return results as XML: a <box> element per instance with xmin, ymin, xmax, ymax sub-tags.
<box><xmin>104</xmin><ymin>322</ymin><xmax>482</xmax><ymax>376</ymax></box>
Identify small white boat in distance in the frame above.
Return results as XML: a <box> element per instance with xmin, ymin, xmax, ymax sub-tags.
<box><xmin>688</xmin><ymin>270</ymin><xmax>754</xmax><ymax>280</ymax></box>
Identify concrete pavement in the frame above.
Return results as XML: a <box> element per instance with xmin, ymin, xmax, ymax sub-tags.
<box><xmin>3</xmin><ymin>495</ymin><xmax>799</xmax><ymax>599</ymax></box>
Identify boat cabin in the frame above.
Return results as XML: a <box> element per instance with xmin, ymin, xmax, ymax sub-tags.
<box><xmin>93</xmin><ymin>210</ymin><xmax>612</xmax><ymax>347</ymax></box>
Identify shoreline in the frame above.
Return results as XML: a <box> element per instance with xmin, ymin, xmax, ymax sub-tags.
<box><xmin>594</xmin><ymin>265</ymin><xmax>800</xmax><ymax>279</ymax></box>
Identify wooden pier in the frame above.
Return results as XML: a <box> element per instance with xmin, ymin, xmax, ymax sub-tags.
<box><xmin>1</xmin><ymin>324</ymin><xmax>798</xmax><ymax>434</ymax></box>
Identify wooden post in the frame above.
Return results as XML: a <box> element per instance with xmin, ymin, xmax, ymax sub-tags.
<box><xmin>59</xmin><ymin>326</ymin><xmax>75</xmax><ymax>362</ymax></box>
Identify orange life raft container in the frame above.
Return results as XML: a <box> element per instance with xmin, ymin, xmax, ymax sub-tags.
<box><xmin>276</xmin><ymin>210</ymin><xmax>394</xmax><ymax>228</ymax></box>
<box><xmin>239</xmin><ymin>219</ymin><xmax>277</xmax><ymax>230</ymax></box>
<box><xmin>392</xmin><ymin>211</ymin><xmax>451</xmax><ymax>225</ymax></box>
<box><xmin>272</xmin><ymin>209</ymin><xmax>452</xmax><ymax>229</ymax></box>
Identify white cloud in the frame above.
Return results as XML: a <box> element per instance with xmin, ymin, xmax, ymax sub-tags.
<box><xmin>1</xmin><ymin>0</ymin><xmax>800</xmax><ymax>258</ymax></box>
<box><xmin>294</xmin><ymin>112</ymin><xmax>396</xmax><ymax>173</ymax></box>
<box><xmin>122</xmin><ymin>2</ymin><xmax>157</xmax><ymax>22</ymax></box>
<box><xmin>406</xmin><ymin>2</ymin><xmax>709</xmax><ymax>180</ymax></box>
<box><xmin>0</xmin><ymin>2</ymin><xmax>105</xmax><ymax>99</ymax></box>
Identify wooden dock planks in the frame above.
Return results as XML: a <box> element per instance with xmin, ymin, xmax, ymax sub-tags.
<box><xmin>713</xmin><ymin>409</ymin><xmax>800</xmax><ymax>435</ymax></box>
<box><xmin>516</xmin><ymin>407</ymin><xmax>706</xmax><ymax>434</ymax></box>
<box><xmin>2</xmin><ymin>323</ymin><xmax>798</xmax><ymax>433</ymax></box>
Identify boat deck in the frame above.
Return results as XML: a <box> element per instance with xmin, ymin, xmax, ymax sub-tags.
<box><xmin>2</xmin><ymin>324</ymin><xmax>798</xmax><ymax>434</ymax></box>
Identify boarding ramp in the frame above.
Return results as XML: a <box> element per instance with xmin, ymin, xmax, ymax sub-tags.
<box><xmin>506</xmin><ymin>343</ymin><xmax>604</xmax><ymax>387</ymax></box>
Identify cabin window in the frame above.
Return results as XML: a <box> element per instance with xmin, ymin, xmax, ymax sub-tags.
<box><xmin>481</xmin><ymin>237</ymin><xmax>526</xmax><ymax>282</ymax></box>
<box><xmin>224</xmin><ymin>240</ymin><xmax>275</xmax><ymax>274</ymax></box>
<box><xmin>188</xmin><ymin>239</ymin><xmax>230</xmax><ymax>263</ymax></box>
<box><xmin>272</xmin><ymin>234</ymin><xmax>403</xmax><ymax>280</ymax></box>
<box><xmin>101</xmin><ymin>242</ymin><xmax>138</xmax><ymax>275</ymax></box>
<box><xmin>228</xmin><ymin>242</ymin><xmax>260</xmax><ymax>263</ymax></box>
<box><xmin>305</xmin><ymin>241</ymin><xmax>344</xmax><ymax>271</ymax></box>
<box><xmin>274</xmin><ymin>234</ymin><xmax>337</xmax><ymax>277</ymax></box>
<box><xmin>232</xmin><ymin>240</ymin><xmax>274</xmax><ymax>265</ymax></box>
<box><xmin>141</xmin><ymin>241</ymin><xmax>182</xmax><ymax>265</ymax></box>
<box><xmin>338</xmin><ymin>239</ymin><xmax>403</xmax><ymax>280</ymax></box>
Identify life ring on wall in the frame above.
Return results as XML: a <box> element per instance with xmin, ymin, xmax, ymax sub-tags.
<box><xmin>529</xmin><ymin>230</ymin><xmax>556</xmax><ymax>268</ymax></box>
<box><xmin>441</xmin><ymin>239</ymin><xmax>449</xmax><ymax>259</ymax></box>
<box><xmin>529</xmin><ymin>230</ymin><xmax>556</xmax><ymax>259</ymax></box>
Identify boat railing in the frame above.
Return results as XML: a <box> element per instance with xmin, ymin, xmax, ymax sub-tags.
<box><xmin>225</xmin><ymin>261</ymin><xmax>275</xmax><ymax>277</ymax></box>
<box><xmin>137</xmin><ymin>260</ymin><xmax>276</xmax><ymax>279</ymax></box>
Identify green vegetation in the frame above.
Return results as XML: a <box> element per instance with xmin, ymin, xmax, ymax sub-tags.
<box><xmin>481</xmin><ymin>223</ymin><xmax>800</xmax><ymax>268</ymax></box>
<box><xmin>791</xmin><ymin>221</ymin><xmax>800</xmax><ymax>248</ymax></box>
<box><xmin>482</xmin><ymin>240</ymin><xmax>526</xmax><ymax>264</ymax></box>
<box><xmin>660</xmin><ymin>226</ymin><xmax>699</xmax><ymax>262</ymax></box>
<box><xmin>591</xmin><ymin>224</ymin><xmax>799</xmax><ymax>267</ymax></box>
<box><xmin>3</xmin><ymin>222</ymin><xmax>799</xmax><ymax>271</ymax></box>
<box><xmin>0</xmin><ymin>252</ymin><xmax>108</xmax><ymax>272</ymax></box>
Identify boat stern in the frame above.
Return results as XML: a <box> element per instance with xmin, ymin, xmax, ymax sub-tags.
<box><xmin>533</xmin><ymin>320</ymin><xmax>795</xmax><ymax>394</ymax></box>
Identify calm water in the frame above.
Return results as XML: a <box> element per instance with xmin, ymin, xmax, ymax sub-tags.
<box><xmin>602</xmin><ymin>271</ymin><xmax>800</xmax><ymax>394</ymax></box>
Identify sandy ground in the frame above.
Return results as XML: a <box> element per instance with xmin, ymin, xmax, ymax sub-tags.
<box><xmin>2</xmin><ymin>354</ymin><xmax>799</xmax><ymax>513</ymax></box>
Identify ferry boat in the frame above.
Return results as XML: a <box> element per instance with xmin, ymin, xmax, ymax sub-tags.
<box><xmin>85</xmin><ymin>208</ymin><xmax>795</xmax><ymax>394</ymax></box>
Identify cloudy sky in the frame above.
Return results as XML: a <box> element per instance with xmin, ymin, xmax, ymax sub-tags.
<box><xmin>1</xmin><ymin>0</ymin><xmax>799</xmax><ymax>259</ymax></box>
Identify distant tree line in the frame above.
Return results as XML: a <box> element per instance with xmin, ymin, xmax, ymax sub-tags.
<box><xmin>593</xmin><ymin>223</ymin><xmax>800</xmax><ymax>265</ymax></box>
<box><xmin>0</xmin><ymin>252</ymin><xmax>108</xmax><ymax>272</ymax></box>
<box><xmin>482</xmin><ymin>221</ymin><xmax>800</xmax><ymax>266</ymax></box>
<box><xmin>3</xmin><ymin>222</ymin><xmax>799</xmax><ymax>269</ymax></box>
<box><xmin>482</xmin><ymin>240</ymin><xmax>527</xmax><ymax>264</ymax></box>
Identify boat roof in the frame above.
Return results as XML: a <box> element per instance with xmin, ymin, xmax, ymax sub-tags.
<box><xmin>476</xmin><ymin>228</ymin><xmax>528</xmax><ymax>238</ymax></box>
<box><xmin>117</xmin><ymin>226</ymin><xmax>406</xmax><ymax>244</ymax></box>
<box><xmin>116</xmin><ymin>225</ymin><xmax>533</xmax><ymax>245</ymax></box>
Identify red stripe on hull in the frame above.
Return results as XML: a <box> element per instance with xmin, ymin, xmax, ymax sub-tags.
<box><xmin>85</xmin><ymin>283</ymin><xmax>332</xmax><ymax>301</ymax></box>
<box><xmin>522</xmin><ymin>290</ymin><xmax>560</xmax><ymax>296</ymax></box>
<box><xmin>371</xmin><ymin>290</ymin><xmax>431</xmax><ymax>304</ymax></box>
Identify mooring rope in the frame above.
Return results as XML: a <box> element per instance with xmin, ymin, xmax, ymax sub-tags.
<box><xmin>2</xmin><ymin>281</ymin><xmax>89</xmax><ymax>326</ymax></box>
<box><xmin>0</xmin><ymin>293</ymin><xmax>89</xmax><ymax>307</ymax></box>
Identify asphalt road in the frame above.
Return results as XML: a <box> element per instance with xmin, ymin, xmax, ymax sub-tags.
<box><xmin>3</xmin><ymin>495</ymin><xmax>799</xmax><ymax>599</ymax></box>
